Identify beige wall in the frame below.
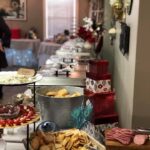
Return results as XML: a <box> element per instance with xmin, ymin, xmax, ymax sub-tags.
<box><xmin>113</xmin><ymin>0</ymin><xmax>150</xmax><ymax>128</ymax></box>
<box><xmin>78</xmin><ymin>0</ymin><xmax>89</xmax><ymax>26</ymax></box>
<box><xmin>5</xmin><ymin>0</ymin><xmax>89</xmax><ymax>39</ymax></box>
<box><xmin>6</xmin><ymin>0</ymin><xmax>43</xmax><ymax>39</ymax></box>
<box><xmin>132</xmin><ymin>0</ymin><xmax>150</xmax><ymax>128</ymax></box>
<box><xmin>113</xmin><ymin>0</ymin><xmax>140</xmax><ymax>128</ymax></box>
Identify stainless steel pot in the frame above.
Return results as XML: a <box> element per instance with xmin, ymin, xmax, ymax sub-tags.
<box><xmin>36</xmin><ymin>86</ymin><xmax>84</xmax><ymax>129</ymax></box>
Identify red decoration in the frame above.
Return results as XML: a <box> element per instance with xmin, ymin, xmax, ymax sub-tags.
<box><xmin>86</xmin><ymin>72</ymin><xmax>111</xmax><ymax>80</ymax></box>
<box><xmin>77</xmin><ymin>27</ymin><xmax>96</xmax><ymax>43</ymax></box>
<box><xmin>11</xmin><ymin>29</ymin><xmax>21</xmax><ymax>39</ymax></box>
<box><xmin>85</xmin><ymin>90</ymin><xmax>118</xmax><ymax>124</ymax></box>
<box><xmin>89</xmin><ymin>59</ymin><xmax>109</xmax><ymax>77</ymax></box>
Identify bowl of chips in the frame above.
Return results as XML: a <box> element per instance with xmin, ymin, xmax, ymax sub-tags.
<box><xmin>36</xmin><ymin>86</ymin><xmax>84</xmax><ymax>129</ymax></box>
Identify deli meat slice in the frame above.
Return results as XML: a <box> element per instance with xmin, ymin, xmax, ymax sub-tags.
<box><xmin>106</xmin><ymin>127</ymin><xmax>134</xmax><ymax>145</ymax></box>
<box><xmin>133</xmin><ymin>134</ymin><xmax>148</xmax><ymax>145</ymax></box>
<box><xmin>114</xmin><ymin>136</ymin><xmax>131</xmax><ymax>145</ymax></box>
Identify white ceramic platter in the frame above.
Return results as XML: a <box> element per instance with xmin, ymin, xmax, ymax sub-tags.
<box><xmin>0</xmin><ymin>71</ymin><xmax>42</xmax><ymax>85</ymax></box>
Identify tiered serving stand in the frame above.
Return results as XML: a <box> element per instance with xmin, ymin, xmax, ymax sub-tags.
<box><xmin>0</xmin><ymin>71</ymin><xmax>42</xmax><ymax>150</ymax></box>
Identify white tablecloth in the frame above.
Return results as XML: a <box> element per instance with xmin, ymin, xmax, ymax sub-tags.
<box><xmin>11</xmin><ymin>39</ymin><xmax>40</xmax><ymax>56</ymax></box>
<box><xmin>5</xmin><ymin>39</ymin><xmax>40</xmax><ymax>67</ymax></box>
<box><xmin>38</xmin><ymin>42</ymin><xmax>61</xmax><ymax>67</ymax></box>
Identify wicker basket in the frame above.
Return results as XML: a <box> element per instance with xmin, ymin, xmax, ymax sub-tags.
<box><xmin>30</xmin><ymin>129</ymin><xmax>106</xmax><ymax>150</ymax></box>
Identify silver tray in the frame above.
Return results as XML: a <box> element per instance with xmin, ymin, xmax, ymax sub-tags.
<box><xmin>0</xmin><ymin>71</ymin><xmax>42</xmax><ymax>85</ymax></box>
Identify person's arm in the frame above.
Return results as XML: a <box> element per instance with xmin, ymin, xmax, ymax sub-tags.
<box><xmin>0</xmin><ymin>39</ymin><xmax>3</xmax><ymax>51</ymax></box>
<box><xmin>0</xmin><ymin>17</ymin><xmax>11</xmax><ymax>49</ymax></box>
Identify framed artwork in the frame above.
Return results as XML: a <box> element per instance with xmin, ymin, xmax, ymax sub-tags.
<box><xmin>0</xmin><ymin>0</ymin><xmax>27</xmax><ymax>20</ymax></box>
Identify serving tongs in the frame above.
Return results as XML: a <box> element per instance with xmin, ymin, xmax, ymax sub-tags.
<box><xmin>133</xmin><ymin>128</ymin><xmax>150</xmax><ymax>135</ymax></box>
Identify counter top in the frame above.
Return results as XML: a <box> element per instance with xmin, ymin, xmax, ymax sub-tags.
<box><xmin>106</xmin><ymin>140</ymin><xmax>150</xmax><ymax>150</ymax></box>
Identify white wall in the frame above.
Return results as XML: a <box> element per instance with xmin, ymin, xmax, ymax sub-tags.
<box><xmin>113</xmin><ymin>0</ymin><xmax>140</xmax><ymax>128</ymax></box>
<box><xmin>102</xmin><ymin>0</ymin><xmax>114</xmax><ymax>76</ymax></box>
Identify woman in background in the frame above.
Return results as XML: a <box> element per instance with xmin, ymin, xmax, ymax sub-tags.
<box><xmin>54</xmin><ymin>29</ymin><xmax>70</xmax><ymax>44</ymax></box>
<box><xmin>0</xmin><ymin>15</ymin><xmax>11</xmax><ymax>99</ymax></box>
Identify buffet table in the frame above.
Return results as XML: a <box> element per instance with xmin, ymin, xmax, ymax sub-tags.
<box><xmin>35</xmin><ymin>76</ymin><xmax>85</xmax><ymax>87</ymax></box>
<box><xmin>10</xmin><ymin>39</ymin><xmax>40</xmax><ymax>56</ymax></box>
<box><xmin>36</xmin><ymin>62</ymin><xmax>87</xmax><ymax>87</ymax></box>
<box><xmin>106</xmin><ymin>140</ymin><xmax>150</xmax><ymax>150</ymax></box>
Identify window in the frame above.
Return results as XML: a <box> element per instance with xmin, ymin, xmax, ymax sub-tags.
<box><xmin>45</xmin><ymin>0</ymin><xmax>77</xmax><ymax>39</ymax></box>
<box><xmin>89</xmin><ymin>0</ymin><xmax>104</xmax><ymax>24</ymax></box>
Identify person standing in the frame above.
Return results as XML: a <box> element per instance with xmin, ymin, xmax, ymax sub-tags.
<box><xmin>0</xmin><ymin>15</ymin><xmax>11</xmax><ymax>99</ymax></box>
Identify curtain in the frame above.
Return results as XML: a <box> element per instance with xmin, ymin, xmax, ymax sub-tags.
<box><xmin>45</xmin><ymin>0</ymin><xmax>77</xmax><ymax>38</ymax></box>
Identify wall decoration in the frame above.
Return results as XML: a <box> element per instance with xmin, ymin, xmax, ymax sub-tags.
<box><xmin>126</xmin><ymin>0</ymin><xmax>133</xmax><ymax>15</ymax></box>
<box><xmin>111</xmin><ymin>0</ymin><xmax>124</xmax><ymax>21</ymax></box>
<box><xmin>119</xmin><ymin>22</ymin><xmax>130</xmax><ymax>55</ymax></box>
<box><xmin>0</xmin><ymin>0</ymin><xmax>26</xmax><ymax>20</ymax></box>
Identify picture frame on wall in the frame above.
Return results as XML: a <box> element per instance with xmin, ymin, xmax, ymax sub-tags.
<box><xmin>0</xmin><ymin>0</ymin><xmax>27</xmax><ymax>20</ymax></box>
